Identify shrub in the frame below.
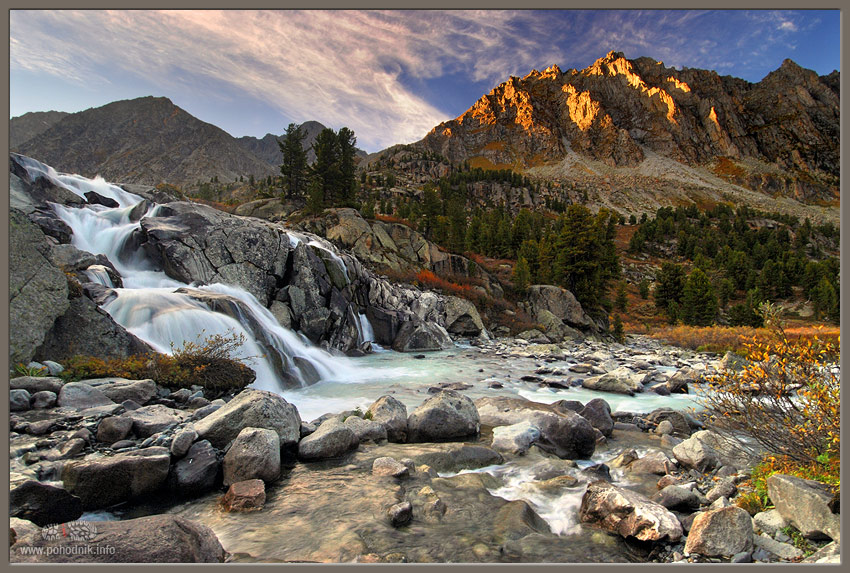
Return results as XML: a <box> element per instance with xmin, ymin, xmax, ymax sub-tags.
<box><xmin>699</xmin><ymin>303</ymin><xmax>840</xmax><ymax>478</ymax></box>
<box><xmin>13</xmin><ymin>363</ymin><xmax>48</xmax><ymax>377</ymax></box>
<box><xmin>59</xmin><ymin>332</ymin><xmax>256</xmax><ymax>396</ymax></box>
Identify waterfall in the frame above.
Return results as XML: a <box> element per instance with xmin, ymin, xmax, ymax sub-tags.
<box><xmin>356</xmin><ymin>313</ymin><xmax>376</xmax><ymax>345</ymax></box>
<box><xmin>21</xmin><ymin>156</ymin><xmax>356</xmax><ymax>391</ymax></box>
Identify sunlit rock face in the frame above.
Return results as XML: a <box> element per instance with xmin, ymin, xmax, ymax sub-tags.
<box><xmin>419</xmin><ymin>51</ymin><xmax>839</xmax><ymax>201</ymax></box>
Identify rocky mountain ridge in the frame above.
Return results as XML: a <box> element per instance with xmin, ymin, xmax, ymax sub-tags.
<box><xmin>418</xmin><ymin>52</ymin><xmax>839</xmax><ymax>208</ymax></box>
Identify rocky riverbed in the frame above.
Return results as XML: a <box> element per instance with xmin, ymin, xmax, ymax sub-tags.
<box><xmin>9</xmin><ymin>335</ymin><xmax>840</xmax><ymax>564</ymax></box>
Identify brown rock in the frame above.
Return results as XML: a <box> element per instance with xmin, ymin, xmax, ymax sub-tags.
<box><xmin>222</xmin><ymin>479</ymin><xmax>266</xmax><ymax>512</ymax></box>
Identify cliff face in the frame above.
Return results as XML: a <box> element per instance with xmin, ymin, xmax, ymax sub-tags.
<box><xmin>418</xmin><ymin>52</ymin><xmax>839</xmax><ymax>202</ymax></box>
<box><xmin>9</xmin><ymin>110</ymin><xmax>70</xmax><ymax>149</ymax></box>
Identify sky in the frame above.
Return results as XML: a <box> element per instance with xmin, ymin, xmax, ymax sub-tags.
<box><xmin>8</xmin><ymin>9</ymin><xmax>842</xmax><ymax>153</ymax></box>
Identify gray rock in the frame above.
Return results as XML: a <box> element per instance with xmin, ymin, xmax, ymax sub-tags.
<box><xmin>366</xmin><ymin>395</ymin><xmax>408</xmax><ymax>442</ymax></box>
<box><xmin>391</xmin><ymin>320</ymin><xmax>453</xmax><ymax>352</ymax></box>
<box><xmin>11</xmin><ymin>389</ymin><xmax>31</xmax><ymax>411</ymax></box>
<box><xmin>581</xmin><ymin>371</ymin><xmax>641</xmax><ymax>395</ymax></box>
<box><xmin>169</xmin><ymin>440</ymin><xmax>220</xmax><ymax>497</ymax></box>
<box><xmin>490</xmin><ymin>421</ymin><xmax>541</xmax><ymax>455</ymax></box>
<box><xmin>57</xmin><ymin>382</ymin><xmax>115</xmax><ymax>409</ymax></box>
<box><xmin>62</xmin><ymin>447</ymin><xmax>172</xmax><ymax>509</ymax></box>
<box><xmin>29</xmin><ymin>390</ymin><xmax>57</xmax><ymax>409</ymax></box>
<box><xmin>766</xmin><ymin>473</ymin><xmax>840</xmax><ymax>541</ymax></box>
<box><xmin>706</xmin><ymin>477</ymin><xmax>738</xmax><ymax>503</ymax></box>
<box><xmin>297</xmin><ymin>418</ymin><xmax>358</xmax><ymax>461</ymax></box>
<box><xmin>9</xmin><ymin>480</ymin><xmax>84</xmax><ymax>527</ymax></box>
<box><xmin>42</xmin><ymin>437</ymin><xmax>87</xmax><ymax>461</ymax></box>
<box><xmin>753</xmin><ymin>533</ymin><xmax>803</xmax><ymax>560</ymax></box>
<box><xmin>170</xmin><ymin>429</ymin><xmax>198</xmax><ymax>458</ymax></box>
<box><xmin>731</xmin><ymin>551</ymin><xmax>752</xmax><ymax>563</ymax></box>
<box><xmin>121</xmin><ymin>404</ymin><xmax>187</xmax><ymax>438</ymax></box>
<box><xmin>193</xmin><ymin>389</ymin><xmax>301</xmax><ymax>449</ymax></box>
<box><xmin>387</xmin><ymin>501</ymin><xmax>413</xmax><ymax>527</ymax></box>
<box><xmin>11</xmin><ymin>375</ymin><xmax>64</xmax><ymax>394</ymax></box>
<box><xmin>190</xmin><ymin>402</ymin><xmax>223</xmax><ymax>421</ymax></box>
<box><xmin>343</xmin><ymin>415</ymin><xmax>388</xmax><ymax>443</ymax></box>
<box><xmin>90</xmin><ymin>378</ymin><xmax>158</xmax><ymax>405</ymax></box>
<box><xmin>653</xmin><ymin>485</ymin><xmax>702</xmax><ymax>512</ymax></box>
<box><xmin>493</xmin><ymin>500</ymin><xmax>551</xmax><ymax>541</ymax></box>
<box><xmin>523</xmin><ymin>285</ymin><xmax>595</xmax><ymax>331</ymax></box>
<box><xmin>442</xmin><ymin>295</ymin><xmax>485</xmax><ymax>336</ymax></box>
<box><xmin>752</xmin><ymin>509</ymin><xmax>789</xmax><ymax>537</ymax></box>
<box><xmin>404</xmin><ymin>444</ymin><xmax>504</xmax><ymax>473</ymax></box>
<box><xmin>10</xmin><ymin>514</ymin><xmax>225</xmax><ymax>563</ymax></box>
<box><xmin>9</xmin><ymin>209</ymin><xmax>70</xmax><ymax>367</ymax></box>
<box><xmin>579</xmin><ymin>398</ymin><xmax>614</xmax><ymax>437</ymax></box>
<box><xmin>475</xmin><ymin>396</ymin><xmax>596</xmax><ymax>460</ymax></box>
<box><xmin>684</xmin><ymin>506</ymin><xmax>754</xmax><ymax>557</ymax></box>
<box><xmin>579</xmin><ymin>480</ymin><xmax>683</xmax><ymax>542</ymax></box>
<box><xmin>372</xmin><ymin>456</ymin><xmax>410</xmax><ymax>478</ymax></box>
<box><xmin>673</xmin><ymin>434</ymin><xmax>720</xmax><ymax>472</ymax></box>
<box><xmin>655</xmin><ymin>420</ymin><xmax>674</xmax><ymax>435</ymax></box>
<box><xmin>407</xmin><ymin>390</ymin><xmax>480</xmax><ymax>442</ymax></box>
<box><xmin>223</xmin><ymin>427</ymin><xmax>281</xmax><ymax>486</ymax></box>
<box><xmin>627</xmin><ymin>450</ymin><xmax>676</xmax><ymax>475</ymax></box>
<box><xmin>96</xmin><ymin>416</ymin><xmax>135</xmax><ymax>444</ymax></box>
<box><xmin>644</xmin><ymin>408</ymin><xmax>692</xmax><ymax>436</ymax></box>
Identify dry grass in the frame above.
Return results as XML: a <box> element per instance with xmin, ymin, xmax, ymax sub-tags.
<box><xmin>374</xmin><ymin>213</ymin><xmax>417</xmax><ymax>229</ymax></box>
<box><xmin>649</xmin><ymin>324</ymin><xmax>840</xmax><ymax>354</ymax></box>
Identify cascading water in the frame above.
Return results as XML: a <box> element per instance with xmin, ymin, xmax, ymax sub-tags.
<box><xmin>23</xmin><ymin>156</ymin><xmax>359</xmax><ymax>392</ymax></box>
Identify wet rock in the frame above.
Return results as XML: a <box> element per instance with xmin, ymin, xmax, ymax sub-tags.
<box><xmin>407</xmin><ymin>390</ymin><xmax>480</xmax><ymax>442</ymax></box>
<box><xmin>223</xmin><ymin>427</ymin><xmax>281</xmax><ymax>486</ymax></box>
<box><xmin>42</xmin><ymin>437</ymin><xmax>86</xmax><ymax>461</ymax></box>
<box><xmin>766</xmin><ymin>473</ymin><xmax>840</xmax><ymax>540</ymax></box>
<box><xmin>120</xmin><ymin>404</ymin><xmax>187</xmax><ymax>438</ymax></box>
<box><xmin>391</xmin><ymin>320</ymin><xmax>453</xmax><ymax>352</ymax></box>
<box><xmin>490</xmin><ymin>421</ymin><xmax>541</xmax><ymax>455</ymax></box>
<box><xmin>193</xmin><ymin>389</ymin><xmax>301</xmax><ymax>449</ymax></box>
<box><xmin>684</xmin><ymin>507</ymin><xmax>754</xmax><ymax>557</ymax></box>
<box><xmin>372</xmin><ymin>456</ymin><xmax>410</xmax><ymax>478</ymax></box>
<box><xmin>29</xmin><ymin>390</ymin><xmax>57</xmax><ymax>409</ymax></box>
<box><xmin>57</xmin><ymin>382</ymin><xmax>115</xmax><ymax>409</ymax></box>
<box><xmin>653</xmin><ymin>485</ymin><xmax>702</xmax><ymax>512</ymax></box>
<box><xmin>96</xmin><ymin>416</ymin><xmax>134</xmax><ymax>444</ymax></box>
<box><xmin>579</xmin><ymin>398</ymin><xmax>614</xmax><ymax>437</ymax></box>
<box><xmin>579</xmin><ymin>480</ymin><xmax>683</xmax><ymax>542</ymax></box>
<box><xmin>10</xmin><ymin>514</ymin><xmax>225</xmax><ymax>563</ymax></box>
<box><xmin>403</xmin><ymin>443</ymin><xmax>504</xmax><ymax>473</ymax></box>
<box><xmin>10</xmin><ymin>389</ymin><xmax>31</xmax><ymax>411</ymax></box>
<box><xmin>222</xmin><ymin>479</ymin><xmax>266</xmax><ymax>512</ymax></box>
<box><xmin>298</xmin><ymin>418</ymin><xmax>358</xmax><ymax>461</ymax></box>
<box><xmin>655</xmin><ymin>420</ymin><xmax>674</xmax><ymax>435</ymax></box>
<box><xmin>169</xmin><ymin>440</ymin><xmax>219</xmax><ymax>497</ymax></box>
<box><xmin>581</xmin><ymin>370</ymin><xmax>641</xmax><ymax>395</ymax></box>
<box><xmin>366</xmin><ymin>395</ymin><xmax>408</xmax><ymax>442</ymax></box>
<box><xmin>475</xmin><ymin>396</ymin><xmax>596</xmax><ymax>460</ymax></box>
<box><xmin>11</xmin><ymin>376</ymin><xmax>64</xmax><ymax>395</ymax></box>
<box><xmin>628</xmin><ymin>450</ymin><xmax>677</xmax><ymax>475</ymax></box>
<box><xmin>9</xmin><ymin>480</ymin><xmax>84</xmax><ymax>527</ymax></box>
<box><xmin>387</xmin><ymin>501</ymin><xmax>413</xmax><ymax>527</ymax></box>
<box><xmin>493</xmin><ymin>500</ymin><xmax>551</xmax><ymax>541</ymax></box>
<box><xmin>535</xmin><ymin>475</ymin><xmax>580</xmax><ymax>493</ymax></box>
<box><xmin>110</xmin><ymin>439</ymin><xmax>135</xmax><ymax>450</ymax></box>
<box><xmin>62</xmin><ymin>447</ymin><xmax>171</xmax><ymax>509</ymax></box>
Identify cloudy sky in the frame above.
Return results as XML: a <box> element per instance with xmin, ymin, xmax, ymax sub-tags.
<box><xmin>9</xmin><ymin>10</ymin><xmax>841</xmax><ymax>152</ymax></box>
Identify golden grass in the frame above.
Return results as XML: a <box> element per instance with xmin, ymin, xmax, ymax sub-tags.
<box><xmin>649</xmin><ymin>324</ymin><xmax>840</xmax><ymax>354</ymax></box>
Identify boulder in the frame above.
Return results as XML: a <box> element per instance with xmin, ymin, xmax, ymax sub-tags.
<box><xmin>475</xmin><ymin>396</ymin><xmax>596</xmax><ymax>459</ymax></box>
<box><xmin>169</xmin><ymin>440</ymin><xmax>220</xmax><ymax>497</ymax></box>
<box><xmin>366</xmin><ymin>395</ymin><xmax>408</xmax><ymax>442</ymax></box>
<box><xmin>297</xmin><ymin>418</ymin><xmax>359</xmax><ymax>461</ymax></box>
<box><xmin>407</xmin><ymin>390</ymin><xmax>480</xmax><ymax>442</ymax></box>
<box><xmin>10</xmin><ymin>389</ymin><xmax>31</xmax><ymax>411</ymax></box>
<box><xmin>57</xmin><ymin>382</ymin><xmax>115</xmax><ymax>409</ymax></box>
<box><xmin>752</xmin><ymin>509</ymin><xmax>790</xmax><ymax>537</ymax></box>
<box><xmin>706</xmin><ymin>477</ymin><xmax>738</xmax><ymax>503</ymax></box>
<box><xmin>524</xmin><ymin>285</ymin><xmax>595</xmax><ymax>330</ymax></box>
<box><xmin>442</xmin><ymin>295</ymin><xmax>485</xmax><ymax>336</ymax></box>
<box><xmin>387</xmin><ymin>501</ymin><xmax>413</xmax><ymax>527</ymax></box>
<box><xmin>223</xmin><ymin>427</ymin><xmax>281</xmax><ymax>486</ymax></box>
<box><xmin>9</xmin><ymin>209</ymin><xmax>70</xmax><ymax>367</ymax></box>
<box><xmin>652</xmin><ymin>485</ymin><xmax>702</xmax><ymax>512</ymax></box>
<box><xmin>34</xmin><ymin>295</ymin><xmax>153</xmax><ymax>362</ymax></box>
<box><xmin>490</xmin><ymin>421</ymin><xmax>541</xmax><ymax>455</ymax></box>
<box><xmin>579</xmin><ymin>398</ymin><xmax>614</xmax><ymax>437</ymax></box>
<box><xmin>11</xmin><ymin>375</ymin><xmax>64</xmax><ymax>394</ymax></box>
<box><xmin>672</xmin><ymin>434</ymin><xmax>720</xmax><ymax>472</ymax></box>
<box><xmin>96</xmin><ymin>416</ymin><xmax>134</xmax><ymax>444</ymax></box>
<box><xmin>89</xmin><ymin>378</ymin><xmax>158</xmax><ymax>405</ymax></box>
<box><xmin>343</xmin><ymin>415</ymin><xmax>388</xmax><ymax>443</ymax></box>
<box><xmin>402</xmin><ymin>443</ymin><xmax>504</xmax><ymax>473</ymax></box>
<box><xmin>29</xmin><ymin>390</ymin><xmax>58</xmax><ymax>409</ymax></box>
<box><xmin>579</xmin><ymin>480</ymin><xmax>683</xmax><ymax>542</ymax></box>
<box><xmin>684</xmin><ymin>507</ymin><xmax>754</xmax><ymax>557</ymax></box>
<box><xmin>766</xmin><ymin>474</ymin><xmax>840</xmax><ymax>540</ymax></box>
<box><xmin>193</xmin><ymin>389</ymin><xmax>301</xmax><ymax>449</ymax></box>
<box><xmin>120</xmin><ymin>404</ymin><xmax>187</xmax><ymax>438</ymax></box>
<box><xmin>391</xmin><ymin>320</ymin><xmax>453</xmax><ymax>352</ymax></box>
<box><xmin>62</xmin><ymin>447</ymin><xmax>171</xmax><ymax>509</ymax></box>
<box><xmin>222</xmin><ymin>479</ymin><xmax>266</xmax><ymax>512</ymax></box>
<box><xmin>170</xmin><ymin>429</ymin><xmax>198</xmax><ymax>458</ymax></box>
<box><xmin>10</xmin><ymin>515</ymin><xmax>225</xmax><ymax>563</ymax></box>
<box><xmin>9</xmin><ymin>480</ymin><xmax>84</xmax><ymax>527</ymax></box>
<box><xmin>581</xmin><ymin>370</ymin><xmax>642</xmax><ymax>395</ymax></box>
<box><xmin>644</xmin><ymin>408</ymin><xmax>692</xmax><ymax>436</ymax></box>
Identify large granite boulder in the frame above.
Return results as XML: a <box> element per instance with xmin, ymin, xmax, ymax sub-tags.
<box><xmin>297</xmin><ymin>418</ymin><xmax>359</xmax><ymax>461</ymax></box>
<box><xmin>223</xmin><ymin>427</ymin><xmax>281</xmax><ymax>486</ymax></box>
<box><xmin>391</xmin><ymin>320</ymin><xmax>453</xmax><ymax>352</ymax></box>
<box><xmin>9</xmin><ymin>480</ymin><xmax>84</xmax><ymax>527</ymax></box>
<box><xmin>475</xmin><ymin>396</ymin><xmax>596</xmax><ymax>459</ymax></box>
<box><xmin>120</xmin><ymin>404</ymin><xmax>187</xmax><ymax>438</ymax></box>
<box><xmin>193</xmin><ymin>389</ymin><xmax>301</xmax><ymax>449</ymax></box>
<box><xmin>684</xmin><ymin>507</ymin><xmax>755</xmax><ymax>557</ymax></box>
<box><xmin>407</xmin><ymin>390</ymin><xmax>480</xmax><ymax>442</ymax></box>
<box><xmin>523</xmin><ymin>285</ymin><xmax>596</xmax><ymax>331</ymax></box>
<box><xmin>767</xmin><ymin>474</ymin><xmax>840</xmax><ymax>541</ymax></box>
<box><xmin>366</xmin><ymin>395</ymin><xmax>408</xmax><ymax>442</ymax></box>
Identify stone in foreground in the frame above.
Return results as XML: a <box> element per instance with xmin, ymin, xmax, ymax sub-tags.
<box><xmin>579</xmin><ymin>480</ymin><xmax>683</xmax><ymax>542</ymax></box>
<box><xmin>222</xmin><ymin>479</ymin><xmax>266</xmax><ymax>512</ymax></box>
<box><xmin>407</xmin><ymin>390</ymin><xmax>480</xmax><ymax>442</ymax></box>
<box><xmin>684</xmin><ymin>506</ymin><xmax>754</xmax><ymax>557</ymax></box>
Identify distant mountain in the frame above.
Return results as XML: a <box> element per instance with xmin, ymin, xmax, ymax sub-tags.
<box><xmin>9</xmin><ymin>110</ymin><xmax>69</xmax><ymax>148</ymax></box>
<box><xmin>417</xmin><ymin>52</ymin><xmax>839</xmax><ymax>205</ymax></box>
<box><xmin>237</xmin><ymin>120</ymin><xmax>368</xmax><ymax>167</ymax></box>
<box><xmin>13</xmin><ymin>96</ymin><xmax>278</xmax><ymax>187</ymax></box>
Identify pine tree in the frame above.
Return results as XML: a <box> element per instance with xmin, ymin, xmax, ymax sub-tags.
<box><xmin>337</xmin><ymin>127</ymin><xmax>358</xmax><ymax>207</ymax></box>
<box><xmin>279</xmin><ymin>123</ymin><xmax>309</xmax><ymax>200</ymax></box>
<box><xmin>681</xmin><ymin>268</ymin><xmax>718</xmax><ymax>326</ymax></box>
<box><xmin>615</xmin><ymin>283</ymin><xmax>628</xmax><ymax>312</ymax></box>
<box><xmin>513</xmin><ymin>256</ymin><xmax>531</xmax><ymax>293</ymax></box>
<box><xmin>812</xmin><ymin>276</ymin><xmax>838</xmax><ymax>323</ymax></box>
<box><xmin>654</xmin><ymin>262</ymin><xmax>686</xmax><ymax>313</ymax></box>
<box><xmin>638</xmin><ymin>278</ymin><xmax>650</xmax><ymax>300</ymax></box>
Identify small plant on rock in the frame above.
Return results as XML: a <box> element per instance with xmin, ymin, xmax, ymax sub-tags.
<box><xmin>13</xmin><ymin>363</ymin><xmax>47</xmax><ymax>377</ymax></box>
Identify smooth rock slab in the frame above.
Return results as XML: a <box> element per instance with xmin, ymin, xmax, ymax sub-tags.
<box><xmin>193</xmin><ymin>389</ymin><xmax>301</xmax><ymax>449</ymax></box>
<box><xmin>10</xmin><ymin>515</ymin><xmax>225</xmax><ymax>563</ymax></box>
<box><xmin>490</xmin><ymin>421</ymin><xmax>541</xmax><ymax>455</ymax></box>
<box><xmin>120</xmin><ymin>404</ymin><xmax>186</xmax><ymax>438</ymax></box>
<box><xmin>96</xmin><ymin>416</ymin><xmax>134</xmax><ymax>444</ymax></box>
<box><xmin>684</xmin><ymin>506</ymin><xmax>754</xmax><ymax>557</ymax></box>
<box><xmin>223</xmin><ymin>427</ymin><xmax>281</xmax><ymax>486</ymax></box>
<box><xmin>62</xmin><ymin>447</ymin><xmax>171</xmax><ymax>509</ymax></box>
<box><xmin>372</xmin><ymin>457</ymin><xmax>410</xmax><ymax>478</ymax></box>
<box><xmin>88</xmin><ymin>378</ymin><xmax>157</xmax><ymax>405</ymax></box>
<box><xmin>407</xmin><ymin>390</ymin><xmax>480</xmax><ymax>442</ymax></box>
<box><xmin>579</xmin><ymin>480</ymin><xmax>683</xmax><ymax>542</ymax></box>
<box><xmin>11</xmin><ymin>375</ymin><xmax>64</xmax><ymax>394</ymax></box>
<box><xmin>57</xmin><ymin>382</ymin><xmax>115</xmax><ymax>409</ymax></box>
